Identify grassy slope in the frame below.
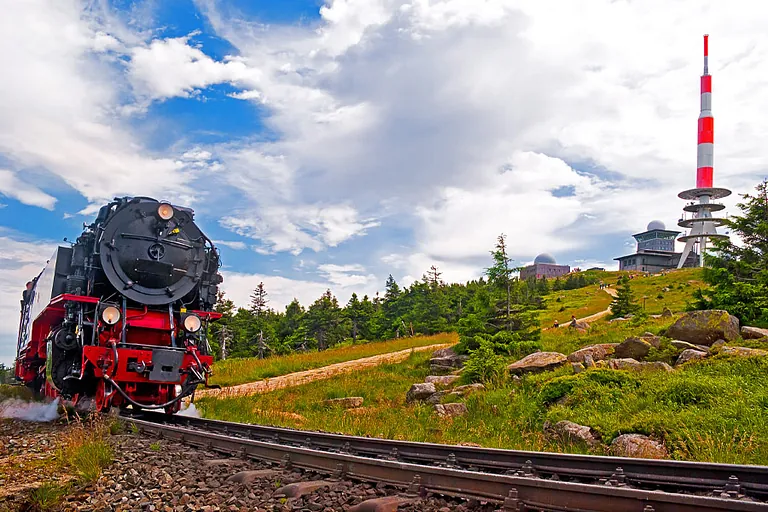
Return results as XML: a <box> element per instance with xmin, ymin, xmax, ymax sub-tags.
<box><xmin>199</xmin><ymin>335</ymin><xmax>768</xmax><ymax>464</ymax></box>
<box><xmin>199</xmin><ymin>268</ymin><xmax>768</xmax><ymax>464</ymax></box>
<box><xmin>210</xmin><ymin>333</ymin><xmax>457</xmax><ymax>387</ymax></box>
<box><xmin>540</xmin><ymin>267</ymin><xmax>705</xmax><ymax>328</ymax></box>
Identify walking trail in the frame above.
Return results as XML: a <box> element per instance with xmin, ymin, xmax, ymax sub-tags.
<box><xmin>555</xmin><ymin>287</ymin><xmax>618</xmax><ymax>328</ymax></box>
<box><xmin>195</xmin><ymin>342</ymin><xmax>452</xmax><ymax>400</ymax></box>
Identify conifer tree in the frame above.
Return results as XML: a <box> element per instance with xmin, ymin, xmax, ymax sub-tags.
<box><xmin>610</xmin><ymin>275</ymin><xmax>641</xmax><ymax>318</ymax></box>
<box><xmin>250</xmin><ymin>282</ymin><xmax>268</xmax><ymax>317</ymax></box>
<box><xmin>304</xmin><ymin>290</ymin><xmax>347</xmax><ymax>350</ymax></box>
<box><xmin>345</xmin><ymin>293</ymin><xmax>364</xmax><ymax>342</ymax></box>
<box><xmin>695</xmin><ymin>179</ymin><xmax>768</xmax><ymax>325</ymax></box>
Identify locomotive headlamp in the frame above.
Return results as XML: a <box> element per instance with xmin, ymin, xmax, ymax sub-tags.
<box><xmin>182</xmin><ymin>313</ymin><xmax>202</xmax><ymax>333</ymax></box>
<box><xmin>101</xmin><ymin>306</ymin><xmax>121</xmax><ymax>325</ymax></box>
<box><xmin>157</xmin><ymin>203</ymin><xmax>174</xmax><ymax>221</ymax></box>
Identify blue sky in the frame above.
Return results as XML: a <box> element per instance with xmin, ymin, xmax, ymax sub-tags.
<box><xmin>1</xmin><ymin>0</ymin><xmax>768</xmax><ymax>365</ymax></box>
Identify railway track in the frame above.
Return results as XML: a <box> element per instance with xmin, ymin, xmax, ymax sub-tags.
<box><xmin>124</xmin><ymin>412</ymin><xmax>768</xmax><ymax>512</ymax></box>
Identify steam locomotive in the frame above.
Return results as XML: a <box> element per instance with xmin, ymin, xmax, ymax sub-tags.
<box><xmin>15</xmin><ymin>197</ymin><xmax>223</xmax><ymax>414</ymax></box>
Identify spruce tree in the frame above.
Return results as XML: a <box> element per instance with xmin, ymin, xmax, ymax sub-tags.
<box><xmin>695</xmin><ymin>180</ymin><xmax>768</xmax><ymax>325</ymax></box>
<box><xmin>610</xmin><ymin>275</ymin><xmax>641</xmax><ymax>318</ymax></box>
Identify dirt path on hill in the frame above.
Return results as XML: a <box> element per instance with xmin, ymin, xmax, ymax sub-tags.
<box><xmin>195</xmin><ymin>342</ymin><xmax>452</xmax><ymax>400</ymax></box>
<box><xmin>550</xmin><ymin>287</ymin><xmax>618</xmax><ymax>329</ymax></box>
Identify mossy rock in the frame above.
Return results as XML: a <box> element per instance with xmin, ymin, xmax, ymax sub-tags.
<box><xmin>665</xmin><ymin>310</ymin><xmax>739</xmax><ymax>346</ymax></box>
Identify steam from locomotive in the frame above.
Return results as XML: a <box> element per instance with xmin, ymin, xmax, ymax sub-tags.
<box><xmin>15</xmin><ymin>197</ymin><xmax>222</xmax><ymax>414</ymax></box>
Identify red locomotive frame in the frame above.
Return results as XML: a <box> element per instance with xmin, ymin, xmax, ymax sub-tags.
<box><xmin>15</xmin><ymin>293</ymin><xmax>220</xmax><ymax>413</ymax></box>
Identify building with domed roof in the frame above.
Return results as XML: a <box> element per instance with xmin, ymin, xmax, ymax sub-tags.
<box><xmin>614</xmin><ymin>221</ymin><xmax>698</xmax><ymax>272</ymax></box>
<box><xmin>520</xmin><ymin>253</ymin><xmax>570</xmax><ymax>280</ymax></box>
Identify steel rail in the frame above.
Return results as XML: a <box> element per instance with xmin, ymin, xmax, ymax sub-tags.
<box><xmin>126</xmin><ymin>417</ymin><xmax>768</xmax><ymax>512</ymax></box>
<box><xmin>127</xmin><ymin>411</ymin><xmax>768</xmax><ymax>500</ymax></box>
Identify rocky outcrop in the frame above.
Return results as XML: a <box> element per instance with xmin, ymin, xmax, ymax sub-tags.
<box><xmin>425</xmin><ymin>391</ymin><xmax>449</xmax><ymax>404</ymax></box>
<box><xmin>675</xmin><ymin>349</ymin><xmax>707</xmax><ymax>366</ymax></box>
<box><xmin>567</xmin><ymin>343</ymin><xmax>616</xmax><ymax>363</ymax></box>
<box><xmin>432</xmin><ymin>346</ymin><xmax>458</xmax><ymax>359</ymax></box>
<box><xmin>720</xmin><ymin>346</ymin><xmax>768</xmax><ymax>357</ymax></box>
<box><xmin>507</xmin><ymin>352</ymin><xmax>568</xmax><ymax>375</ymax></box>
<box><xmin>452</xmin><ymin>383</ymin><xmax>485</xmax><ymax>396</ymax></box>
<box><xmin>609</xmin><ymin>434</ymin><xmax>668</xmax><ymax>459</ymax></box>
<box><xmin>741</xmin><ymin>326</ymin><xmax>768</xmax><ymax>340</ymax></box>
<box><xmin>429</xmin><ymin>353</ymin><xmax>469</xmax><ymax>374</ymax></box>
<box><xmin>665</xmin><ymin>310</ymin><xmax>740</xmax><ymax>346</ymax></box>
<box><xmin>569</xmin><ymin>321</ymin><xmax>590</xmax><ymax>331</ymax></box>
<box><xmin>670</xmin><ymin>340</ymin><xmax>709</xmax><ymax>352</ymax></box>
<box><xmin>544</xmin><ymin>420</ymin><xmax>600</xmax><ymax>447</ymax></box>
<box><xmin>323</xmin><ymin>397</ymin><xmax>364</xmax><ymax>408</ymax></box>
<box><xmin>425</xmin><ymin>375</ymin><xmax>461</xmax><ymax>386</ymax></box>
<box><xmin>639</xmin><ymin>333</ymin><xmax>662</xmax><ymax>348</ymax></box>
<box><xmin>433</xmin><ymin>402</ymin><xmax>468</xmax><ymax>418</ymax></box>
<box><xmin>614</xmin><ymin>337</ymin><xmax>653</xmax><ymax>360</ymax></box>
<box><xmin>596</xmin><ymin>358</ymin><xmax>673</xmax><ymax>372</ymax></box>
<box><xmin>572</xmin><ymin>362</ymin><xmax>585</xmax><ymax>374</ymax></box>
<box><xmin>406</xmin><ymin>382</ymin><xmax>436</xmax><ymax>403</ymax></box>
<box><xmin>708</xmin><ymin>340</ymin><xmax>726</xmax><ymax>353</ymax></box>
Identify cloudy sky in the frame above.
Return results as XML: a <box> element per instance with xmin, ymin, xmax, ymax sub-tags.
<box><xmin>1</xmin><ymin>0</ymin><xmax>767</xmax><ymax>365</ymax></box>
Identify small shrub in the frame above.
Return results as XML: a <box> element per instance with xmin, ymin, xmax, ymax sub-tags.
<box><xmin>661</xmin><ymin>380</ymin><xmax>721</xmax><ymax>407</ymax></box>
<box><xmin>657</xmin><ymin>293</ymin><xmax>664</xmax><ymax>299</ymax></box>
<box><xmin>57</xmin><ymin>419</ymin><xmax>114</xmax><ymax>483</ymax></box>
<box><xmin>584</xmin><ymin>369</ymin><xmax>640</xmax><ymax>388</ymax></box>
<box><xmin>646</xmin><ymin>339</ymin><xmax>681</xmax><ymax>364</ymax></box>
<box><xmin>149</xmin><ymin>442</ymin><xmax>161</xmax><ymax>451</ymax></box>
<box><xmin>558</xmin><ymin>306</ymin><xmax>565</xmax><ymax>312</ymax></box>
<box><xmin>539</xmin><ymin>375</ymin><xmax>579</xmax><ymax>405</ymax></box>
<box><xmin>26</xmin><ymin>483</ymin><xmax>69</xmax><ymax>512</ymax></box>
<box><xmin>464</xmin><ymin>340</ymin><xmax>506</xmax><ymax>384</ymax></box>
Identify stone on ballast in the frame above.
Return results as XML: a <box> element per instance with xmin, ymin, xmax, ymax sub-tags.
<box><xmin>507</xmin><ymin>352</ymin><xmax>567</xmax><ymax>375</ymax></box>
<box><xmin>614</xmin><ymin>337</ymin><xmax>653</xmax><ymax>360</ymax></box>
<box><xmin>406</xmin><ymin>382</ymin><xmax>437</xmax><ymax>403</ymax></box>
<box><xmin>610</xmin><ymin>434</ymin><xmax>668</xmax><ymax>459</ymax></box>
<box><xmin>675</xmin><ymin>349</ymin><xmax>707</xmax><ymax>366</ymax></box>
<box><xmin>741</xmin><ymin>326</ymin><xmax>768</xmax><ymax>340</ymax></box>
<box><xmin>665</xmin><ymin>310</ymin><xmax>740</xmax><ymax>345</ymax></box>
<box><xmin>567</xmin><ymin>343</ymin><xmax>617</xmax><ymax>363</ymax></box>
<box><xmin>425</xmin><ymin>375</ymin><xmax>461</xmax><ymax>386</ymax></box>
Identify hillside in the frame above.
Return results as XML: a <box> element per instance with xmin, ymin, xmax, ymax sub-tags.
<box><xmin>193</xmin><ymin>267</ymin><xmax>768</xmax><ymax>465</ymax></box>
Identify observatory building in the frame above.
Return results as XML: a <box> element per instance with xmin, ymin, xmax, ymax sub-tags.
<box><xmin>614</xmin><ymin>221</ymin><xmax>698</xmax><ymax>273</ymax></box>
<box><xmin>520</xmin><ymin>253</ymin><xmax>570</xmax><ymax>280</ymax></box>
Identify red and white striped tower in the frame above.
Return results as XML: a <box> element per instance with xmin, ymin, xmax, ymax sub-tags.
<box><xmin>677</xmin><ymin>34</ymin><xmax>730</xmax><ymax>268</ymax></box>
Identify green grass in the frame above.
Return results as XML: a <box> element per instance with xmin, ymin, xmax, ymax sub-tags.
<box><xmin>210</xmin><ymin>333</ymin><xmax>457</xmax><ymax>387</ymax></box>
<box><xmin>539</xmin><ymin>268</ymin><xmax>705</xmax><ymax>329</ymax></box>
<box><xmin>25</xmin><ymin>482</ymin><xmax>70</xmax><ymax>512</ymax></box>
<box><xmin>540</xmin><ymin>315</ymin><xmax>678</xmax><ymax>355</ymax></box>
<box><xmin>56</xmin><ymin>418</ymin><xmax>114</xmax><ymax>483</ymax></box>
<box><xmin>540</xmin><ymin>286</ymin><xmax>614</xmax><ymax>327</ymax></box>
<box><xmin>200</xmin><ymin>347</ymin><xmax>768</xmax><ymax>464</ymax></box>
<box><xmin>544</xmin><ymin>356</ymin><xmax>768</xmax><ymax>464</ymax></box>
<box><xmin>0</xmin><ymin>384</ymin><xmax>34</xmax><ymax>401</ymax></box>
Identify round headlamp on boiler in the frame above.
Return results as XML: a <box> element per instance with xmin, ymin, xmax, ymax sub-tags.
<box><xmin>157</xmin><ymin>203</ymin><xmax>174</xmax><ymax>221</ymax></box>
<box><xmin>100</xmin><ymin>305</ymin><xmax>121</xmax><ymax>325</ymax></box>
<box><xmin>182</xmin><ymin>313</ymin><xmax>202</xmax><ymax>333</ymax></box>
